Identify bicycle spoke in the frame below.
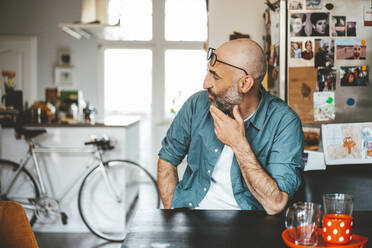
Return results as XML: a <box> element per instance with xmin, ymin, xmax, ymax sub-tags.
<box><xmin>78</xmin><ymin>160</ymin><xmax>160</xmax><ymax>242</ymax></box>
<box><xmin>0</xmin><ymin>159</ymin><xmax>40</xmax><ymax>225</ymax></box>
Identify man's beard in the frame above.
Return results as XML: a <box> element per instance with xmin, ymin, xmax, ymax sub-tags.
<box><xmin>209</xmin><ymin>82</ymin><xmax>243</xmax><ymax>118</ymax></box>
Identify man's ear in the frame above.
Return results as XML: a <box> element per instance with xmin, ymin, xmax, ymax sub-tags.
<box><xmin>240</xmin><ymin>75</ymin><xmax>255</xmax><ymax>94</ymax></box>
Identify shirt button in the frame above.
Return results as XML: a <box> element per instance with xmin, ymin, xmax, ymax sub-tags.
<box><xmin>214</xmin><ymin>148</ymin><xmax>218</xmax><ymax>152</ymax></box>
<box><xmin>189</xmin><ymin>202</ymin><xmax>193</xmax><ymax>207</ymax></box>
<box><xmin>208</xmin><ymin>170</ymin><xmax>211</xmax><ymax>174</ymax></box>
<box><xmin>203</xmin><ymin>187</ymin><xmax>207</xmax><ymax>192</ymax></box>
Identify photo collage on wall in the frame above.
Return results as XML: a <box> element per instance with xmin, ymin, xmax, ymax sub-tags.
<box><xmin>288</xmin><ymin>0</ymin><xmax>369</xmax><ymax>123</ymax></box>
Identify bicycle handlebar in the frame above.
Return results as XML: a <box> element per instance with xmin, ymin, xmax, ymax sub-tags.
<box><xmin>84</xmin><ymin>138</ymin><xmax>114</xmax><ymax>151</ymax></box>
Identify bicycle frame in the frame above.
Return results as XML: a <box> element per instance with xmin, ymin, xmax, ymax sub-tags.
<box><xmin>4</xmin><ymin>140</ymin><xmax>122</xmax><ymax>211</ymax></box>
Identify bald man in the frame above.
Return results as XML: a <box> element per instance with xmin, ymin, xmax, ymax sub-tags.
<box><xmin>157</xmin><ymin>39</ymin><xmax>304</xmax><ymax>215</ymax></box>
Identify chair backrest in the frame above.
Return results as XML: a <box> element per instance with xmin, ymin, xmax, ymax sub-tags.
<box><xmin>293</xmin><ymin>164</ymin><xmax>372</xmax><ymax>211</ymax></box>
<box><xmin>0</xmin><ymin>201</ymin><xmax>39</xmax><ymax>248</ymax></box>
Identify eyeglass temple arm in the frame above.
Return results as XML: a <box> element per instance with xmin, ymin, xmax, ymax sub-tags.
<box><xmin>215</xmin><ymin>59</ymin><xmax>248</xmax><ymax>75</ymax></box>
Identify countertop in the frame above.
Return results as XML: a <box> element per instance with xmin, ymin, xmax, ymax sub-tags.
<box><xmin>2</xmin><ymin>116</ymin><xmax>141</xmax><ymax>128</ymax></box>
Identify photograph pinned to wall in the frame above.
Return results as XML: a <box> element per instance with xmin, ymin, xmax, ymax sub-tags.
<box><xmin>54</xmin><ymin>66</ymin><xmax>74</xmax><ymax>87</ymax></box>
<box><xmin>290</xmin><ymin>13</ymin><xmax>306</xmax><ymax>36</ymax></box>
<box><xmin>331</xmin><ymin>16</ymin><xmax>346</xmax><ymax>36</ymax></box>
<box><xmin>336</xmin><ymin>39</ymin><xmax>366</xmax><ymax>60</ymax></box>
<box><xmin>301</xmin><ymin>39</ymin><xmax>314</xmax><ymax>60</ymax></box>
<box><xmin>290</xmin><ymin>40</ymin><xmax>303</xmax><ymax>58</ymax></box>
<box><xmin>340</xmin><ymin>66</ymin><xmax>369</xmax><ymax>86</ymax></box>
<box><xmin>315</xmin><ymin>38</ymin><xmax>334</xmax><ymax>67</ymax></box>
<box><xmin>314</xmin><ymin>91</ymin><xmax>335</xmax><ymax>121</ymax></box>
<box><xmin>317</xmin><ymin>67</ymin><xmax>336</xmax><ymax>91</ymax></box>
<box><xmin>306</xmin><ymin>0</ymin><xmax>322</xmax><ymax>10</ymax></box>
<box><xmin>289</xmin><ymin>38</ymin><xmax>314</xmax><ymax>67</ymax></box>
<box><xmin>364</xmin><ymin>5</ymin><xmax>372</xmax><ymax>26</ymax></box>
<box><xmin>289</xmin><ymin>0</ymin><xmax>304</xmax><ymax>10</ymax></box>
<box><xmin>290</xmin><ymin>13</ymin><xmax>329</xmax><ymax>36</ymax></box>
<box><xmin>346</xmin><ymin>22</ymin><xmax>357</xmax><ymax>36</ymax></box>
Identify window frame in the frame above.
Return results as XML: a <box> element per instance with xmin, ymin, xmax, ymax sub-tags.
<box><xmin>97</xmin><ymin>0</ymin><xmax>206</xmax><ymax>123</ymax></box>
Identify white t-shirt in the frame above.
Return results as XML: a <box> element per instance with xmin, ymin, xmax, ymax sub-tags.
<box><xmin>196</xmin><ymin>113</ymin><xmax>254</xmax><ymax>210</ymax></box>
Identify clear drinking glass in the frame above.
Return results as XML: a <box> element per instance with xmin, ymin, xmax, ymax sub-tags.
<box><xmin>322</xmin><ymin>193</ymin><xmax>354</xmax><ymax>244</ymax></box>
<box><xmin>285</xmin><ymin>202</ymin><xmax>322</xmax><ymax>246</ymax></box>
<box><xmin>323</xmin><ymin>193</ymin><xmax>353</xmax><ymax>216</ymax></box>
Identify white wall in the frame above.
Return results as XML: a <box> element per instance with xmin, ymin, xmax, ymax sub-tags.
<box><xmin>0</xmin><ymin>0</ymin><xmax>266</xmax><ymax>114</ymax></box>
<box><xmin>208</xmin><ymin>0</ymin><xmax>266</xmax><ymax>48</ymax></box>
<box><xmin>0</xmin><ymin>0</ymin><xmax>99</xmax><ymax>108</ymax></box>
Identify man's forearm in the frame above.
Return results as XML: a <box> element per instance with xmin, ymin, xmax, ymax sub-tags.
<box><xmin>232</xmin><ymin>139</ymin><xmax>288</xmax><ymax>215</ymax></box>
<box><xmin>157</xmin><ymin>158</ymin><xmax>179</xmax><ymax>209</ymax></box>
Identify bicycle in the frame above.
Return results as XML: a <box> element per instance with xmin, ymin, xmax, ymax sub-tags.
<box><xmin>0</xmin><ymin>125</ymin><xmax>160</xmax><ymax>242</ymax></box>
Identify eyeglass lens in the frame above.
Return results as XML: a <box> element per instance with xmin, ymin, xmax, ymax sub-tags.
<box><xmin>207</xmin><ymin>48</ymin><xmax>216</xmax><ymax>66</ymax></box>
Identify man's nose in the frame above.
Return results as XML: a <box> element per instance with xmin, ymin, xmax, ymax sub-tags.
<box><xmin>203</xmin><ymin>75</ymin><xmax>212</xmax><ymax>89</ymax></box>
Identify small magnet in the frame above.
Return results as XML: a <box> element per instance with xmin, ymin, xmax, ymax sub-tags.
<box><xmin>326</xmin><ymin>97</ymin><xmax>333</xmax><ymax>104</ymax></box>
<box><xmin>325</xmin><ymin>3</ymin><xmax>334</xmax><ymax>10</ymax></box>
<box><xmin>346</xmin><ymin>98</ymin><xmax>355</xmax><ymax>106</ymax></box>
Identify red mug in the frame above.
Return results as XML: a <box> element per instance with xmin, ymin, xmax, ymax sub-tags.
<box><xmin>322</xmin><ymin>213</ymin><xmax>353</xmax><ymax>244</ymax></box>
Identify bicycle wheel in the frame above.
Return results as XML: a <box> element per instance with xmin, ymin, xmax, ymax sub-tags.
<box><xmin>78</xmin><ymin>160</ymin><xmax>160</xmax><ymax>242</ymax></box>
<box><xmin>0</xmin><ymin>159</ymin><xmax>40</xmax><ymax>225</ymax></box>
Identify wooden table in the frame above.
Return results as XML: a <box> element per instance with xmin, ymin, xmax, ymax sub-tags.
<box><xmin>122</xmin><ymin>209</ymin><xmax>372</xmax><ymax>248</ymax></box>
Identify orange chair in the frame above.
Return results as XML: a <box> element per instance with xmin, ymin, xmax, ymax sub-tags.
<box><xmin>0</xmin><ymin>201</ymin><xmax>39</xmax><ymax>248</ymax></box>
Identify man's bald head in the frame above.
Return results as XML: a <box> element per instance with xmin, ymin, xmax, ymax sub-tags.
<box><xmin>216</xmin><ymin>39</ymin><xmax>267</xmax><ymax>86</ymax></box>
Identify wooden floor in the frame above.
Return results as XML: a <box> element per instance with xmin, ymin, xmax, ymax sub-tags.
<box><xmin>34</xmin><ymin>181</ymin><xmax>157</xmax><ymax>248</ymax></box>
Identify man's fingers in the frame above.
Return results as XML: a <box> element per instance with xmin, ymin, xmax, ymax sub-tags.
<box><xmin>210</xmin><ymin>105</ymin><xmax>228</xmax><ymax>121</ymax></box>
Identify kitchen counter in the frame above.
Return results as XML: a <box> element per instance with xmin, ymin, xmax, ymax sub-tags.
<box><xmin>0</xmin><ymin>117</ymin><xmax>141</xmax><ymax>233</ymax></box>
<box><xmin>2</xmin><ymin>115</ymin><xmax>141</xmax><ymax>128</ymax></box>
<box><xmin>24</xmin><ymin>119</ymin><xmax>140</xmax><ymax>128</ymax></box>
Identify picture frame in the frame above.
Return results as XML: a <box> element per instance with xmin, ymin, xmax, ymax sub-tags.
<box><xmin>58</xmin><ymin>50</ymin><xmax>72</xmax><ymax>65</ymax></box>
<box><xmin>54</xmin><ymin>66</ymin><xmax>74</xmax><ymax>87</ymax></box>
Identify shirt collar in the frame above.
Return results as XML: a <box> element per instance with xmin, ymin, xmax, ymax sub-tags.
<box><xmin>244</xmin><ymin>85</ymin><xmax>270</xmax><ymax>131</ymax></box>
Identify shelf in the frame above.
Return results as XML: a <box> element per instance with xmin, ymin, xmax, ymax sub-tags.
<box><xmin>59</xmin><ymin>22</ymin><xmax>126</xmax><ymax>41</ymax></box>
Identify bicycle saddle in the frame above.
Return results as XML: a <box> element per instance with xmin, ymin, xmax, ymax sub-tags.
<box><xmin>15</xmin><ymin>126</ymin><xmax>47</xmax><ymax>139</ymax></box>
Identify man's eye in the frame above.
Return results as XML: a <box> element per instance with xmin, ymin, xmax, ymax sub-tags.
<box><xmin>213</xmin><ymin>74</ymin><xmax>219</xmax><ymax>80</ymax></box>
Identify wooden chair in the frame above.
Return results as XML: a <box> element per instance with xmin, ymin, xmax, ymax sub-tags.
<box><xmin>0</xmin><ymin>201</ymin><xmax>39</xmax><ymax>248</ymax></box>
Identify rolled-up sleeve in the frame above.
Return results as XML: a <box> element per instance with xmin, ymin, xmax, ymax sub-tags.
<box><xmin>158</xmin><ymin>97</ymin><xmax>194</xmax><ymax>166</ymax></box>
<box><xmin>265</xmin><ymin>112</ymin><xmax>304</xmax><ymax>199</ymax></box>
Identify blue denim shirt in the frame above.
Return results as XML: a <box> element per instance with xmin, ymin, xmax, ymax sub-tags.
<box><xmin>158</xmin><ymin>86</ymin><xmax>304</xmax><ymax>210</ymax></box>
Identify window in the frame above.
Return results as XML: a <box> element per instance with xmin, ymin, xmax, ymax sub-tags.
<box><xmin>107</xmin><ymin>0</ymin><xmax>152</xmax><ymax>40</ymax></box>
<box><xmin>102</xmin><ymin>0</ymin><xmax>207</xmax><ymax>121</ymax></box>
<box><xmin>165</xmin><ymin>49</ymin><xmax>206</xmax><ymax>117</ymax></box>
<box><xmin>104</xmin><ymin>49</ymin><xmax>152</xmax><ymax>114</ymax></box>
<box><xmin>165</xmin><ymin>0</ymin><xmax>208</xmax><ymax>41</ymax></box>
